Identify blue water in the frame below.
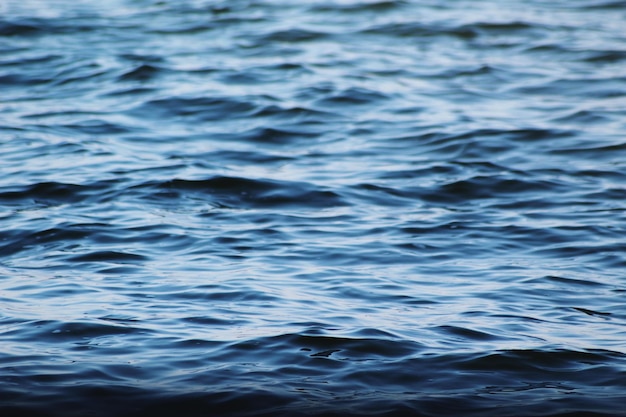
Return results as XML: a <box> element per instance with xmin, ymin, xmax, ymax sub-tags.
<box><xmin>1</xmin><ymin>0</ymin><xmax>626</xmax><ymax>416</ymax></box>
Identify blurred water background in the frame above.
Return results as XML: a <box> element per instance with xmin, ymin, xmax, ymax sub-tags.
<box><xmin>1</xmin><ymin>0</ymin><xmax>626</xmax><ymax>415</ymax></box>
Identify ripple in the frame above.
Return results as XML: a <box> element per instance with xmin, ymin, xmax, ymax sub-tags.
<box><xmin>136</xmin><ymin>176</ymin><xmax>345</xmax><ymax>209</ymax></box>
<box><xmin>132</xmin><ymin>96</ymin><xmax>260</xmax><ymax>121</ymax></box>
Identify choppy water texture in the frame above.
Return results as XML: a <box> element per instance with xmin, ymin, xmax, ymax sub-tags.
<box><xmin>1</xmin><ymin>0</ymin><xmax>626</xmax><ymax>415</ymax></box>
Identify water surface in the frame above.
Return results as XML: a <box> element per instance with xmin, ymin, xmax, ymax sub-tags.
<box><xmin>1</xmin><ymin>0</ymin><xmax>626</xmax><ymax>415</ymax></box>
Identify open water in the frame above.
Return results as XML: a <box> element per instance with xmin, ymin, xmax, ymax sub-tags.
<box><xmin>1</xmin><ymin>0</ymin><xmax>626</xmax><ymax>416</ymax></box>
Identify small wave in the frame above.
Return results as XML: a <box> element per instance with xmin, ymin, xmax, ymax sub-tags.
<box><xmin>138</xmin><ymin>176</ymin><xmax>345</xmax><ymax>209</ymax></box>
<box><xmin>68</xmin><ymin>251</ymin><xmax>148</xmax><ymax>263</ymax></box>
<box><xmin>313</xmin><ymin>86</ymin><xmax>390</xmax><ymax>108</ymax></box>
<box><xmin>420</xmin><ymin>175</ymin><xmax>566</xmax><ymax>204</ymax></box>
<box><xmin>0</xmin><ymin>180</ymin><xmax>119</xmax><ymax>206</ymax></box>
<box><xmin>253</xmin><ymin>28</ymin><xmax>330</xmax><ymax>43</ymax></box>
<box><xmin>0</xmin><ymin>17</ymin><xmax>87</xmax><ymax>37</ymax></box>
<box><xmin>310</xmin><ymin>0</ymin><xmax>407</xmax><ymax>13</ymax></box>
<box><xmin>361</xmin><ymin>21</ymin><xmax>475</xmax><ymax>39</ymax></box>
<box><xmin>118</xmin><ymin>63</ymin><xmax>164</xmax><ymax>82</ymax></box>
<box><xmin>132</xmin><ymin>96</ymin><xmax>260</xmax><ymax>121</ymax></box>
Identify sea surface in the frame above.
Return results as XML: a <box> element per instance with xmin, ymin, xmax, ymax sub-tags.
<box><xmin>1</xmin><ymin>0</ymin><xmax>626</xmax><ymax>416</ymax></box>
